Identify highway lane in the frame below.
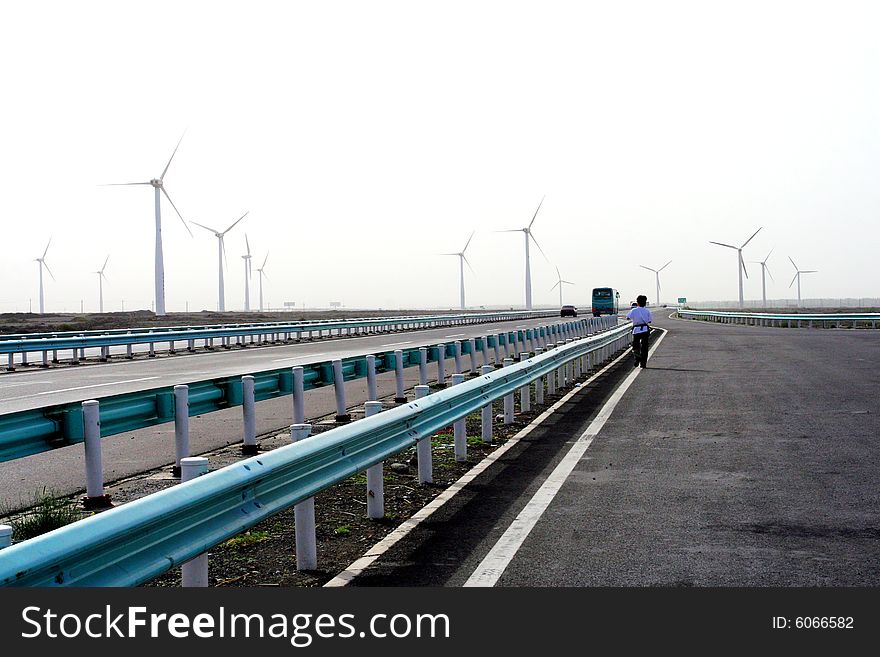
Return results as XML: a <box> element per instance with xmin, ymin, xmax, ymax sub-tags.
<box><xmin>0</xmin><ymin>315</ymin><xmax>568</xmax><ymax>414</ymax></box>
<box><xmin>348</xmin><ymin>314</ymin><xmax>880</xmax><ymax>586</ymax></box>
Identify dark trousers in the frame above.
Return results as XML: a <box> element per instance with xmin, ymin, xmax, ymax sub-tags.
<box><xmin>632</xmin><ymin>330</ymin><xmax>650</xmax><ymax>367</ymax></box>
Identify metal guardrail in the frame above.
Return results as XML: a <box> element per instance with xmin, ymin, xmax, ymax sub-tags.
<box><xmin>0</xmin><ymin>318</ymin><xmax>606</xmax><ymax>463</ymax></box>
<box><xmin>677</xmin><ymin>310</ymin><xmax>880</xmax><ymax>329</ymax></box>
<box><xmin>0</xmin><ymin>322</ymin><xmax>633</xmax><ymax>586</ymax></box>
<box><xmin>1</xmin><ymin>310</ymin><xmax>557</xmax><ymax>370</ymax></box>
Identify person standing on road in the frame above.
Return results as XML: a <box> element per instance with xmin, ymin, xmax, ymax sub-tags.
<box><xmin>627</xmin><ymin>294</ymin><xmax>652</xmax><ymax>368</ymax></box>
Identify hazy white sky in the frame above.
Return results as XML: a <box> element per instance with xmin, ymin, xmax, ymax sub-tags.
<box><xmin>2</xmin><ymin>0</ymin><xmax>878</xmax><ymax>313</ymax></box>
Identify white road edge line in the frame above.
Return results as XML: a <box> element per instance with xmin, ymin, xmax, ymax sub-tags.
<box><xmin>324</xmin><ymin>330</ymin><xmax>660</xmax><ymax>587</ymax></box>
<box><xmin>463</xmin><ymin>329</ymin><xmax>667</xmax><ymax>587</ymax></box>
<box><xmin>36</xmin><ymin>376</ymin><xmax>161</xmax><ymax>396</ymax></box>
<box><xmin>380</xmin><ymin>341</ymin><xmax>413</xmax><ymax>348</ymax></box>
<box><xmin>271</xmin><ymin>354</ymin><xmax>326</xmax><ymax>363</ymax></box>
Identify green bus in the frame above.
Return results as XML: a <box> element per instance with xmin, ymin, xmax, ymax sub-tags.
<box><xmin>591</xmin><ymin>287</ymin><xmax>620</xmax><ymax>317</ymax></box>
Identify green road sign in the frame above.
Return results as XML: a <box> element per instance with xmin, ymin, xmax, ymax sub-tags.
<box><xmin>678</xmin><ymin>297</ymin><xmax>687</xmax><ymax>303</ymax></box>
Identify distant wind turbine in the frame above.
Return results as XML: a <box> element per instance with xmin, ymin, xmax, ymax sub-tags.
<box><xmin>191</xmin><ymin>212</ymin><xmax>249</xmax><ymax>312</ymax></box>
<box><xmin>441</xmin><ymin>230</ymin><xmax>475</xmax><ymax>310</ymax></box>
<box><xmin>95</xmin><ymin>255</ymin><xmax>110</xmax><ymax>313</ymax></box>
<box><xmin>256</xmin><ymin>251</ymin><xmax>269</xmax><ymax>312</ymax></box>
<box><xmin>751</xmin><ymin>248</ymin><xmax>774</xmax><ymax>308</ymax></box>
<box><xmin>497</xmin><ymin>197</ymin><xmax>549</xmax><ymax>310</ymax></box>
<box><xmin>639</xmin><ymin>261</ymin><xmax>672</xmax><ymax>307</ymax></box>
<box><xmin>709</xmin><ymin>227</ymin><xmax>762</xmax><ymax>308</ymax></box>
<box><xmin>788</xmin><ymin>256</ymin><xmax>817</xmax><ymax>307</ymax></box>
<box><xmin>550</xmin><ymin>266</ymin><xmax>575</xmax><ymax>306</ymax></box>
<box><xmin>104</xmin><ymin>134</ymin><xmax>192</xmax><ymax>316</ymax></box>
<box><xmin>242</xmin><ymin>234</ymin><xmax>253</xmax><ymax>311</ymax></box>
<box><xmin>34</xmin><ymin>238</ymin><xmax>54</xmax><ymax>314</ymax></box>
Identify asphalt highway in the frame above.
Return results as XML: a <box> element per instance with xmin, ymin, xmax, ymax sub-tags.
<box><xmin>350</xmin><ymin>314</ymin><xmax>880</xmax><ymax>586</ymax></box>
<box><xmin>0</xmin><ymin>315</ymin><xmax>561</xmax><ymax>414</ymax></box>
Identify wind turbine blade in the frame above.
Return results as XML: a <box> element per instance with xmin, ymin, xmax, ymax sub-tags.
<box><xmin>550</xmin><ymin>281</ymin><xmax>560</xmax><ymax>291</ymax></box>
<box><xmin>639</xmin><ymin>265</ymin><xmax>656</xmax><ymax>272</ymax></box>
<box><xmin>462</xmin><ymin>230</ymin><xmax>475</xmax><ymax>253</ymax></box>
<box><xmin>740</xmin><ymin>252</ymin><xmax>749</xmax><ymax>279</ymax></box>
<box><xmin>495</xmin><ymin>229</ymin><xmax>524</xmax><ymax>233</ymax></box>
<box><xmin>161</xmin><ymin>187</ymin><xmax>193</xmax><ymax>236</ymax></box>
<box><xmin>160</xmin><ymin>132</ymin><xmax>185</xmax><ymax>182</ymax></box>
<box><xmin>43</xmin><ymin>261</ymin><xmax>55</xmax><ymax>281</ymax></box>
<box><xmin>42</xmin><ymin>238</ymin><xmax>52</xmax><ymax>259</ymax></box>
<box><xmin>659</xmin><ymin>260</ymin><xmax>672</xmax><ymax>272</ymax></box>
<box><xmin>529</xmin><ymin>231</ymin><xmax>550</xmax><ymax>262</ymax></box>
<box><xmin>528</xmin><ymin>196</ymin><xmax>546</xmax><ymax>230</ymax></box>
<box><xmin>190</xmin><ymin>221</ymin><xmax>219</xmax><ymax>234</ymax></box>
<box><xmin>555</xmin><ymin>265</ymin><xmax>561</xmax><ymax>280</ymax></box>
<box><xmin>802</xmin><ymin>270</ymin><xmax>818</xmax><ymax>273</ymax></box>
<box><xmin>222</xmin><ymin>211</ymin><xmax>249</xmax><ymax>235</ymax></box>
<box><xmin>462</xmin><ymin>254</ymin><xmax>476</xmax><ymax>274</ymax></box>
<box><xmin>708</xmin><ymin>241</ymin><xmax>737</xmax><ymax>249</ymax></box>
<box><xmin>740</xmin><ymin>227</ymin><xmax>762</xmax><ymax>249</ymax></box>
<box><xmin>788</xmin><ymin>256</ymin><xmax>799</xmax><ymax>271</ymax></box>
<box><xmin>763</xmin><ymin>247</ymin><xmax>774</xmax><ymax>263</ymax></box>
<box><xmin>245</xmin><ymin>233</ymin><xmax>251</xmax><ymax>257</ymax></box>
<box><xmin>563</xmin><ymin>280</ymin><xmax>575</xmax><ymax>285</ymax></box>
<box><xmin>101</xmin><ymin>254</ymin><xmax>109</xmax><ymax>273</ymax></box>
<box><xmin>101</xmin><ymin>181</ymin><xmax>152</xmax><ymax>186</ymax></box>
<box><xmin>221</xmin><ymin>236</ymin><xmax>228</xmax><ymax>270</ymax></box>
<box><xmin>766</xmin><ymin>265</ymin><xmax>774</xmax><ymax>282</ymax></box>
<box><xmin>261</xmin><ymin>252</ymin><xmax>269</xmax><ymax>269</ymax></box>
<box><xmin>439</xmin><ymin>252</ymin><xmax>459</xmax><ymax>256</ymax></box>
<box><xmin>789</xmin><ymin>273</ymin><xmax>798</xmax><ymax>288</ymax></box>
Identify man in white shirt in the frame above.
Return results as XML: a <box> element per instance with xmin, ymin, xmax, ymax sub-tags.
<box><xmin>626</xmin><ymin>294</ymin><xmax>653</xmax><ymax>368</ymax></box>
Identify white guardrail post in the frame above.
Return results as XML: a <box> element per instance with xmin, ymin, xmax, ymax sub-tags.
<box><xmin>291</xmin><ymin>423</ymin><xmax>317</xmax><ymax>570</ymax></box>
<box><xmin>468</xmin><ymin>338</ymin><xmax>477</xmax><ymax>374</ymax></box>
<box><xmin>418</xmin><ymin>347</ymin><xmax>428</xmax><ymax>386</ymax></box>
<box><xmin>414</xmin><ymin>385</ymin><xmax>432</xmax><ymax>484</ymax></box>
<box><xmin>481</xmin><ymin>364</ymin><xmax>494</xmax><ymax>443</ymax></box>
<box><xmin>452</xmin><ymin>373</ymin><xmax>467</xmax><ymax>462</ymax></box>
<box><xmin>81</xmin><ymin>400</ymin><xmax>112</xmax><ymax>510</ymax></box>
<box><xmin>534</xmin><ymin>347</ymin><xmax>545</xmax><ymax>404</ymax></box>
<box><xmin>173</xmin><ymin>385</ymin><xmax>189</xmax><ymax>477</ymax></box>
<box><xmin>364</xmin><ymin>401</ymin><xmax>384</xmax><ymax>519</ymax></box>
<box><xmin>394</xmin><ymin>350</ymin><xmax>407</xmax><ymax>403</ymax></box>
<box><xmin>366</xmin><ymin>355</ymin><xmax>378</xmax><ymax>401</ymax></box>
<box><xmin>333</xmin><ymin>359</ymin><xmax>351</xmax><ymax>423</ymax></box>
<box><xmin>180</xmin><ymin>456</ymin><xmax>209</xmax><ymax>587</ymax></box>
<box><xmin>519</xmin><ymin>353</ymin><xmax>531</xmax><ymax>412</ymax></box>
<box><xmin>503</xmin><ymin>358</ymin><xmax>515</xmax><ymax>424</ymax></box>
<box><xmin>292</xmin><ymin>366</ymin><xmax>305</xmax><ymax>424</ymax></box>
<box><xmin>436</xmin><ymin>344</ymin><xmax>446</xmax><ymax>386</ymax></box>
<box><xmin>242</xmin><ymin>375</ymin><xmax>258</xmax><ymax>455</ymax></box>
<box><xmin>454</xmin><ymin>341</ymin><xmax>463</xmax><ymax>374</ymax></box>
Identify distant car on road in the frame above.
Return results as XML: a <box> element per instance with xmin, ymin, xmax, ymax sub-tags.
<box><xmin>560</xmin><ymin>305</ymin><xmax>578</xmax><ymax>317</ymax></box>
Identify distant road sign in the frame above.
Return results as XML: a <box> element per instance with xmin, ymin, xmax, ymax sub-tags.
<box><xmin>329</xmin><ymin>301</ymin><xmax>342</xmax><ymax>308</ymax></box>
<box><xmin>283</xmin><ymin>302</ymin><xmax>296</xmax><ymax>307</ymax></box>
<box><xmin>678</xmin><ymin>297</ymin><xmax>687</xmax><ymax>303</ymax></box>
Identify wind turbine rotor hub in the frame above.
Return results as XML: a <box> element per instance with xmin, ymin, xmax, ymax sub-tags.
<box><xmin>150</xmin><ymin>178</ymin><xmax>161</xmax><ymax>188</ymax></box>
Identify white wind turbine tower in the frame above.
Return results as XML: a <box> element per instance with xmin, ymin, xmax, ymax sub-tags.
<box><xmin>709</xmin><ymin>227</ymin><xmax>762</xmax><ymax>308</ymax></box>
<box><xmin>788</xmin><ymin>256</ymin><xmax>817</xmax><ymax>308</ymax></box>
<box><xmin>639</xmin><ymin>260</ymin><xmax>672</xmax><ymax>307</ymax></box>
<box><xmin>191</xmin><ymin>212</ymin><xmax>249</xmax><ymax>312</ymax></box>
<box><xmin>752</xmin><ymin>248</ymin><xmax>774</xmax><ymax>308</ymax></box>
<box><xmin>242</xmin><ymin>234</ymin><xmax>253</xmax><ymax>311</ymax></box>
<box><xmin>441</xmin><ymin>230</ymin><xmax>475</xmax><ymax>310</ymax></box>
<box><xmin>105</xmin><ymin>134</ymin><xmax>193</xmax><ymax>315</ymax></box>
<box><xmin>256</xmin><ymin>252</ymin><xmax>269</xmax><ymax>312</ymax></box>
<box><xmin>95</xmin><ymin>255</ymin><xmax>110</xmax><ymax>313</ymax></box>
<box><xmin>497</xmin><ymin>196</ymin><xmax>549</xmax><ymax>310</ymax></box>
<box><xmin>34</xmin><ymin>238</ymin><xmax>54</xmax><ymax>314</ymax></box>
<box><xmin>550</xmin><ymin>266</ymin><xmax>575</xmax><ymax>306</ymax></box>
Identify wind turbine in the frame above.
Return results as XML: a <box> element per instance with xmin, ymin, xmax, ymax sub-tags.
<box><xmin>709</xmin><ymin>227</ymin><xmax>762</xmax><ymax>308</ymax></box>
<box><xmin>441</xmin><ymin>230</ymin><xmax>475</xmax><ymax>310</ymax></box>
<box><xmin>639</xmin><ymin>260</ymin><xmax>672</xmax><ymax>307</ymax></box>
<box><xmin>242</xmin><ymin>234</ymin><xmax>253</xmax><ymax>311</ymax></box>
<box><xmin>550</xmin><ymin>266</ymin><xmax>575</xmax><ymax>306</ymax></box>
<box><xmin>34</xmin><ymin>238</ymin><xmax>54</xmax><ymax>314</ymax></box>
<box><xmin>104</xmin><ymin>134</ymin><xmax>192</xmax><ymax>315</ymax></box>
<box><xmin>788</xmin><ymin>256</ymin><xmax>817</xmax><ymax>307</ymax></box>
<box><xmin>751</xmin><ymin>248</ymin><xmax>774</xmax><ymax>308</ymax></box>
<box><xmin>95</xmin><ymin>255</ymin><xmax>110</xmax><ymax>313</ymax></box>
<box><xmin>256</xmin><ymin>251</ymin><xmax>269</xmax><ymax>312</ymax></box>
<box><xmin>497</xmin><ymin>196</ymin><xmax>549</xmax><ymax>310</ymax></box>
<box><xmin>191</xmin><ymin>212</ymin><xmax>249</xmax><ymax>312</ymax></box>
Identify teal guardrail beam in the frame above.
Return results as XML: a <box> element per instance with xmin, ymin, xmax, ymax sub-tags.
<box><xmin>0</xmin><ymin>322</ymin><xmax>631</xmax><ymax>587</ymax></box>
<box><xmin>0</xmin><ymin>318</ymin><xmax>596</xmax><ymax>463</ymax></box>
<box><xmin>677</xmin><ymin>310</ymin><xmax>879</xmax><ymax>329</ymax></box>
